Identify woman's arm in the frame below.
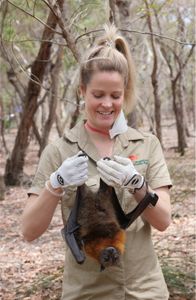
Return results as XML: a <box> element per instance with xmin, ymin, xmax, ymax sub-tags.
<box><xmin>22</xmin><ymin>151</ymin><xmax>89</xmax><ymax>241</ymax></box>
<box><xmin>21</xmin><ymin>183</ymin><xmax>62</xmax><ymax>241</ymax></box>
<box><xmin>134</xmin><ymin>185</ymin><xmax>171</xmax><ymax>231</ymax></box>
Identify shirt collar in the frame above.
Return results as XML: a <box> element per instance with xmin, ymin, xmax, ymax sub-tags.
<box><xmin>64</xmin><ymin>120</ymin><xmax>86</xmax><ymax>144</ymax></box>
<box><xmin>118</xmin><ymin>127</ymin><xmax>145</xmax><ymax>148</ymax></box>
<box><xmin>64</xmin><ymin>120</ymin><xmax>144</xmax><ymax>154</ymax></box>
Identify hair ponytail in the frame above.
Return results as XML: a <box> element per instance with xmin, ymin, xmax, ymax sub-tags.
<box><xmin>115</xmin><ymin>35</ymin><xmax>136</xmax><ymax>114</ymax></box>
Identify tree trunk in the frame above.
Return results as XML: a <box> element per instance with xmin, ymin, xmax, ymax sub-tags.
<box><xmin>4</xmin><ymin>5</ymin><xmax>59</xmax><ymax>185</ymax></box>
<box><xmin>108</xmin><ymin>0</ymin><xmax>120</xmax><ymax>25</ymax></box>
<box><xmin>171</xmin><ymin>79</ymin><xmax>187</xmax><ymax>155</ymax></box>
<box><xmin>0</xmin><ymin>100</ymin><xmax>9</xmax><ymax>154</ymax></box>
<box><xmin>0</xmin><ymin>174</ymin><xmax>6</xmax><ymax>201</ymax></box>
<box><xmin>152</xmin><ymin>76</ymin><xmax>162</xmax><ymax>142</ymax></box>
<box><xmin>145</xmin><ymin>0</ymin><xmax>162</xmax><ymax>143</ymax></box>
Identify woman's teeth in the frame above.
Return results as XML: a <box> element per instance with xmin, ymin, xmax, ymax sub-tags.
<box><xmin>98</xmin><ymin>112</ymin><xmax>113</xmax><ymax>115</ymax></box>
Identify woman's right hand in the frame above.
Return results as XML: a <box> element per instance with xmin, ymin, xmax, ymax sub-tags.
<box><xmin>50</xmin><ymin>151</ymin><xmax>88</xmax><ymax>189</ymax></box>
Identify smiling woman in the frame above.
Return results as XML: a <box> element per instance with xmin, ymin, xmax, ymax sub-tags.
<box><xmin>22</xmin><ymin>24</ymin><xmax>172</xmax><ymax>300</ymax></box>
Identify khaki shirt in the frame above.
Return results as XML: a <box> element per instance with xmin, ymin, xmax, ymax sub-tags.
<box><xmin>29</xmin><ymin>120</ymin><xmax>172</xmax><ymax>300</ymax></box>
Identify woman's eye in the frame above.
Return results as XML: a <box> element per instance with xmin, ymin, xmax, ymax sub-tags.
<box><xmin>112</xmin><ymin>94</ymin><xmax>121</xmax><ymax>99</ymax></box>
<box><xmin>92</xmin><ymin>93</ymin><xmax>121</xmax><ymax>99</ymax></box>
<box><xmin>93</xmin><ymin>94</ymin><xmax>103</xmax><ymax>99</ymax></box>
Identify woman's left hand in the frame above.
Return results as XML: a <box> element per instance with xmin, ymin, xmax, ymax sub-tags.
<box><xmin>97</xmin><ymin>155</ymin><xmax>145</xmax><ymax>192</ymax></box>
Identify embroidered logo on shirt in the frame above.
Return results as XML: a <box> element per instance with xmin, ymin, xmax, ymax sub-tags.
<box><xmin>134</xmin><ymin>159</ymin><xmax>149</xmax><ymax>166</ymax></box>
<box><xmin>128</xmin><ymin>155</ymin><xmax>148</xmax><ymax>166</ymax></box>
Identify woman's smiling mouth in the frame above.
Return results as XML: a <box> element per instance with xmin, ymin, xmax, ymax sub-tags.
<box><xmin>97</xmin><ymin>111</ymin><xmax>113</xmax><ymax>115</ymax></box>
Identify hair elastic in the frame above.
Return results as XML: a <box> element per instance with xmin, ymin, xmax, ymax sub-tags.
<box><xmin>105</xmin><ymin>40</ymin><xmax>114</xmax><ymax>48</ymax></box>
<box><xmin>45</xmin><ymin>181</ymin><xmax>65</xmax><ymax>197</ymax></box>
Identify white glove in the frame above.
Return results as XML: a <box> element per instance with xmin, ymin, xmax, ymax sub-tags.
<box><xmin>50</xmin><ymin>151</ymin><xmax>88</xmax><ymax>189</ymax></box>
<box><xmin>97</xmin><ymin>155</ymin><xmax>144</xmax><ymax>192</ymax></box>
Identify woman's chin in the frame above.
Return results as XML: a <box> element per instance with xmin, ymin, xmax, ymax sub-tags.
<box><xmin>97</xmin><ymin>122</ymin><xmax>113</xmax><ymax>131</ymax></box>
<box><xmin>96</xmin><ymin>118</ymin><xmax>114</xmax><ymax>129</ymax></box>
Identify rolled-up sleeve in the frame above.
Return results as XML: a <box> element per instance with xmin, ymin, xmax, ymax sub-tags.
<box><xmin>27</xmin><ymin>143</ymin><xmax>62</xmax><ymax>196</ymax></box>
<box><xmin>146</xmin><ymin>135</ymin><xmax>172</xmax><ymax>189</ymax></box>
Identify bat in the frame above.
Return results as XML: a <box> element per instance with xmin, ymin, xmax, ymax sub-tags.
<box><xmin>62</xmin><ymin>177</ymin><xmax>155</xmax><ymax>271</ymax></box>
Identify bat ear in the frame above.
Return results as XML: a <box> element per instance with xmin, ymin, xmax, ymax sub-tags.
<box><xmin>99</xmin><ymin>178</ymin><xmax>110</xmax><ymax>192</ymax></box>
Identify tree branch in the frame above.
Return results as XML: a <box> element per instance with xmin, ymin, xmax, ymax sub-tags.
<box><xmin>48</xmin><ymin>0</ymin><xmax>81</xmax><ymax>62</ymax></box>
<box><xmin>7</xmin><ymin>0</ymin><xmax>62</xmax><ymax>36</ymax></box>
<box><xmin>75</xmin><ymin>27</ymin><xmax>195</xmax><ymax>46</ymax></box>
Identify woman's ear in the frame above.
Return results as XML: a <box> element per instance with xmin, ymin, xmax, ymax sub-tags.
<box><xmin>80</xmin><ymin>84</ymin><xmax>86</xmax><ymax>97</ymax></box>
<box><xmin>78</xmin><ymin>85</ymin><xmax>86</xmax><ymax>111</ymax></box>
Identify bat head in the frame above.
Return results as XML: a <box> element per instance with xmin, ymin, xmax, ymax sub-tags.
<box><xmin>99</xmin><ymin>246</ymin><xmax>120</xmax><ymax>271</ymax></box>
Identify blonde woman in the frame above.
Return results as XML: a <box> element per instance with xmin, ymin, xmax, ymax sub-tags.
<box><xmin>22</xmin><ymin>25</ymin><xmax>172</xmax><ymax>300</ymax></box>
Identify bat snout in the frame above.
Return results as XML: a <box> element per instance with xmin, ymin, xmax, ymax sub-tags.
<box><xmin>100</xmin><ymin>247</ymin><xmax>120</xmax><ymax>271</ymax></box>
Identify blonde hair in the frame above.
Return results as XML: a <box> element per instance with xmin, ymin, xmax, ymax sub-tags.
<box><xmin>79</xmin><ymin>24</ymin><xmax>136</xmax><ymax>114</ymax></box>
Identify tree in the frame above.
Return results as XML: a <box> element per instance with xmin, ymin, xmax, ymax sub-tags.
<box><xmin>5</xmin><ymin>0</ymin><xmax>65</xmax><ymax>184</ymax></box>
<box><xmin>160</xmin><ymin>42</ymin><xmax>195</xmax><ymax>154</ymax></box>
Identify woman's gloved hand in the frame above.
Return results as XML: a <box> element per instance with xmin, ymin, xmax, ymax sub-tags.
<box><xmin>97</xmin><ymin>155</ymin><xmax>144</xmax><ymax>192</ymax></box>
<box><xmin>50</xmin><ymin>151</ymin><xmax>88</xmax><ymax>189</ymax></box>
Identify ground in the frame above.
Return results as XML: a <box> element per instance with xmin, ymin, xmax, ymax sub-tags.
<box><xmin>0</xmin><ymin>127</ymin><xmax>195</xmax><ymax>300</ymax></box>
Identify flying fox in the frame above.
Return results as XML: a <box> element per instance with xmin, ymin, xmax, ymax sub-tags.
<box><xmin>61</xmin><ymin>177</ymin><xmax>155</xmax><ymax>271</ymax></box>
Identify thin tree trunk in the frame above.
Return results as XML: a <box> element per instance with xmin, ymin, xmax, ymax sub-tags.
<box><xmin>145</xmin><ymin>0</ymin><xmax>162</xmax><ymax>143</ymax></box>
<box><xmin>39</xmin><ymin>45</ymin><xmax>64</xmax><ymax>156</ymax></box>
<box><xmin>55</xmin><ymin>79</ymin><xmax>70</xmax><ymax>136</ymax></box>
<box><xmin>0</xmin><ymin>175</ymin><xmax>6</xmax><ymax>201</ymax></box>
<box><xmin>171</xmin><ymin>79</ymin><xmax>187</xmax><ymax>155</ymax></box>
<box><xmin>108</xmin><ymin>0</ymin><xmax>120</xmax><ymax>25</ymax></box>
<box><xmin>0</xmin><ymin>100</ymin><xmax>9</xmax><ymax>154</ymax></box>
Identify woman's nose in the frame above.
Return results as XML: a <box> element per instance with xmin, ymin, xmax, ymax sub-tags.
<box><xmin>101</xmin><ymin>98</ymin><xmax>112</xmax><ymax>108</ymax></box>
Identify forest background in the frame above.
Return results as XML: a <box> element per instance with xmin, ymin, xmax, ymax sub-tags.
<box><xmin>0</xmin><ymin>0</ymin><xmax>195</xmax><ymax>299</ymax></box>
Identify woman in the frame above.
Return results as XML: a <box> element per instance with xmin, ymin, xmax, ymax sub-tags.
<box><xmin>22</xmin><ymin>25</ymin><xmax>172</xmax><ymax>300</ymax></box>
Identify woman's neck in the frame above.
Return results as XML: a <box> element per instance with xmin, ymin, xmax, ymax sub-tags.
<box><xmin>84</xmin><ymin>121</ymin><xmax>110</xmax><ymax>138</ymax></box>
<box><xmin>84</xmin><ymin>121</ymin><xmax>114</xmax><ymax>157</ymax></box>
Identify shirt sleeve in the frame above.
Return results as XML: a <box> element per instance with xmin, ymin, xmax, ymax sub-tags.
<box><xmin>146</xmin><ymin>135</ymin><xmax>172</xmax><ymax>190</ymax></box>
<box><xmin>27</xmin><ymin>143</ymin><xmax>62</xmax><ymax>196</ymax></box>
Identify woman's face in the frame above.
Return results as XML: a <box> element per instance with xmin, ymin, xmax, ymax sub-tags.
<box><xmin>81</xmin><ymin>71</ymin><xmax>125</xmax><ymax>131</ymax></box>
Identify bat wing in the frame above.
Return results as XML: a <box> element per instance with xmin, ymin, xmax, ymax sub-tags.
<box><xmin>61</xmin><ymin>186</ymin><xmax>86</xmax><ymax>264</ymax></box>
<box><xmin>106</xmin><ymin>180</ymin><xmax>153</xmax><ymax>229</ymax></box>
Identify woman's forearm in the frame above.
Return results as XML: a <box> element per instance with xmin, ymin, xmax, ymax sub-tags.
<box><xmin>134</xmin><ymin>186</ymin><xmax>171</xmax><ymax>231</ymax></box>
<box><xmin>21</xmin><ymin>184</ymin><xmax>62</xmax><ymax>241</ymax></box>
